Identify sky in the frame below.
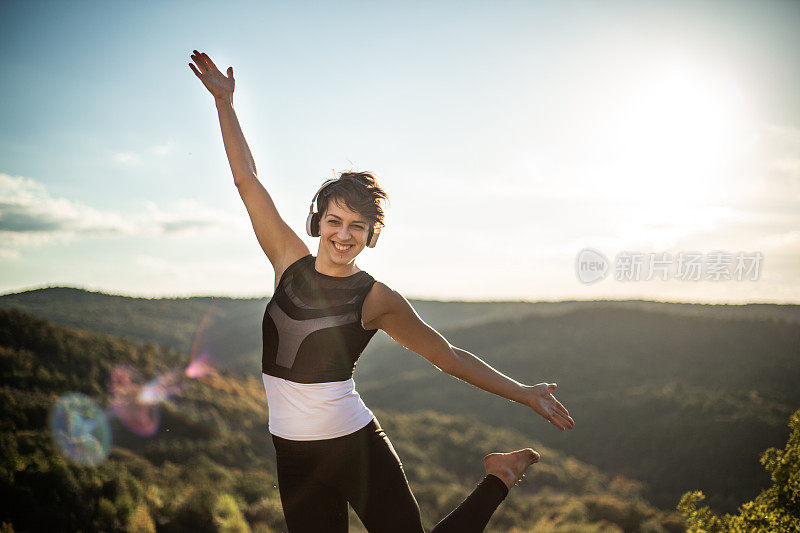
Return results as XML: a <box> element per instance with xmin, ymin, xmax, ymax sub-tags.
<box><xmin>1</xmin><ymin>0</ymin><xmax>798</xmax><ymax>303</ymax></box>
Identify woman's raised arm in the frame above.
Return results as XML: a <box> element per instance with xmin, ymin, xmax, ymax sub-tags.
<box><xmin>189</xmin><ymin>50</ymin><xmax>308</xmax><ymax>275</ymax></box>
<box><xmin>189</xmin><ymin>50</ymin><xmax>254</xmax><ymax>183</ymax></box>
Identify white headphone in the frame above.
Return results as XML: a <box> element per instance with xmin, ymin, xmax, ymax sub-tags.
<box><xmin>305</xmin><ymin>177</ymin><xmax>381</xmax><ymax>248</ymax></box>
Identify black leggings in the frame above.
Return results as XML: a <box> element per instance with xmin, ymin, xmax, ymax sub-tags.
<box><xmin>271</xmin><ymin>416</ymin><xmax>509</xmax><ymax>532</ymax></box>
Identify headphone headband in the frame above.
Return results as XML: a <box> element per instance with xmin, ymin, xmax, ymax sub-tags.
<box><xmin>308</xmin><ymin>178</ymin><xmax>340</xmax><ymax>216</ymax></box>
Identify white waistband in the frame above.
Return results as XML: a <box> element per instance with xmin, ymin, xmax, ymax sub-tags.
<box><xmin>262</xmin><ymin>373</ymin><xmax>374</xmax><ymax>441</ymax></box>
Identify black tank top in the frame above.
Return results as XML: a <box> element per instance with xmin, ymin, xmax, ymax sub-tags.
<box><xmin>262</xmin><ymin>254</ymin><xmax>379</xmax><ymax>383</ymax></box>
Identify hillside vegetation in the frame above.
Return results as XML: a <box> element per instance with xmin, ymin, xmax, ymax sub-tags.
<box><xmin>357</xmin><ymin>305</ymin><xmax>799</xmax><ymax>513</ymax></box>
<box><xmin>1</xmin><ymin>288</ymin><xmax>797</xmax><ymax>517</ymax></box>
<box><xmin>0</xmin><ymin>308</ymin><xmax>686</xmax><ymax>532</ymax></box>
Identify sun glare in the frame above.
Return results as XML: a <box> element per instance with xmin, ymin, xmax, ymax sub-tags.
<box><xmin>595</xmin><ymin>61</ymin><xmax>752</xmax><ymax>243</ymax></box>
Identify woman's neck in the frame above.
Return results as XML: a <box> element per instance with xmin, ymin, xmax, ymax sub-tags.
<box><xmin>314</xmin><ymin>254</ymin><xmax>361</xmax><ymax>277</ymax></box>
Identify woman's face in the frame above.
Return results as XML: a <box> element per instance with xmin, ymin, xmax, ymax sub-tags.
<box><xmin>318</xmin><ymin>199</ymin><xmax>370</xmax><ymax>262</ymax></box>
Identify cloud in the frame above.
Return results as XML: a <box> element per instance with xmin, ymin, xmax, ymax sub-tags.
<box><xmin>0</xmin><ymin>173</ymin><xmax>244</xmax><ymax>259</ymax></box>
<box><xmin>112</xmin><ymin>152</ymin><xmax>140</xmax><ymax>164</ymax></box>
<box><xmin>0</xmin><ymin>248</ymin><xmax>21</xmax><ymax>260</ymax></box>
<box><xmin>740</xmin><ymin>123</ymin><xmax>800</xmax><ymax>210</ymax></box>
<box><xmin>134</xmin><ymin>253</ymin><xmax>265</xmax><ymax>279</ymax></box>
<box><xmin>553</xmin><ymin>123</ymin><xmax>800</xmax><ymax>276</ymax></box>
<box><xmin>152</xmin><ymin>140</ymin><xmax>175</xmax><ymax>156</ymax></box>
<box><xmin>111</xmin><ymin>140</ymin><xmax>176</xmax><ymax>165</ymax></box>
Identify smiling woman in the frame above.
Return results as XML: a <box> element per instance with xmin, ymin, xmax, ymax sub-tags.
<box><xmin>189</xmin><ymin>48</ymin><xmax>574</xmax><ymax>533</ymax></box>
<box><xmin>305</xmin><ymin>172</ymin><xmax>389</xmax><ymax>277</ymax></box>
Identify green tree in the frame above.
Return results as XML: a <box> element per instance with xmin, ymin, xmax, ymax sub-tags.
<box><xmin>678</xmin><ymin>409</ymin><xmax>800</xmax><ymax>532</ymax></box>
<box><xmin>213</xmin><ymin>493</ymin><xmax>251</xmax><ymax>533</ymax></box>
<box><xmin>127</xmin><ymin>503</ymin><xmax>156</xmax><ymax>533</ymax></box>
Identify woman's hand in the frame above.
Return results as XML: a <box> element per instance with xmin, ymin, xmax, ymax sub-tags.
<box><xmin>524</xmin><ymin>383</ymin><xmax>575</xmax><ymax>431</ymax></box>
<box><xmin>189</xmin><ymin>50</ymin><xmax>235</xmax><ymax>102</ymax></box>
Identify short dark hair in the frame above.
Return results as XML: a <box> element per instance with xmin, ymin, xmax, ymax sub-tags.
<box><xmin>317</xmin><ymin>171</ymin><xmax>390</xmax><ymax>230</ymax></box>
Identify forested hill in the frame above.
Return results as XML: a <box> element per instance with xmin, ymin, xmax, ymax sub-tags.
<box><xmin>0</xmin><ymin>308</ymin><xmax>687</xmax><ymax>532</ymax></box>
<box><xmin>357</xmin><ymin>304</ymin><xmax>800</xmax><ymax>513</ymax></box>
<box><xmin>1</xmin><ymin>286</ymin><xmax>798</xmax><ymax>377</ymax></box>
<box><xmin>1</xmin><ymin>287</ymin><xmax>797</xmax><ymax>514</ymax></box>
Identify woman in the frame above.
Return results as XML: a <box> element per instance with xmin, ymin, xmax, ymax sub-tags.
<box><xmin>189</xmin><ymin>50</ymin><xmax>575</xmax><ymax>533</ymax></box>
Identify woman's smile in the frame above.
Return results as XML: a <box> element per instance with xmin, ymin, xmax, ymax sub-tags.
<box><xmin>332</xmin><ymin>240</ymin><xmax>354</xmax><ymax>253</ymax></box>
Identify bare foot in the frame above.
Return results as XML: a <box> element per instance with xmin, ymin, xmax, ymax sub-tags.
<box><xmin>483</xmin><ymin>448</ymin><xmax>540</xmax><ymax>490</ymax></box>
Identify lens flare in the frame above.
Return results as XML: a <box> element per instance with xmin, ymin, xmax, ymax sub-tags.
<box><xmin>185</xmin><ymin>352</ymin><xmax>217</xmax><ymax>379</ymax></box>
<box><xmin>49</xmin><ymin>392</ymin><xmax>112</xmax><ymax>466</ymax></box>
<box><xmin>51</xmin><ymin>300</ymin><xmax>225</xmax><ymax>451</ymax></box>
<box><xmin>108</xmin><ymin>364</ymin><xmax>161</xmax><ymax>437</ymax></box>
<box><xmin>186</xmin><ymin>300</ymin><xmax>222</xmax><ymax>381</ymax></box>
<box><xmin>140</xmin><ymin>366</ymin><xmax>189</xmax><ymax>404</ymax></box>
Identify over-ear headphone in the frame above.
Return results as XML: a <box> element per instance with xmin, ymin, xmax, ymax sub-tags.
<box><xmin>305</xmin><ymin>177</ymin><xmax>381</xmax><ymax>248</ymax></box>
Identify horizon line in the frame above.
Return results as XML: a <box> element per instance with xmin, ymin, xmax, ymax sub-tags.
<box><xmin>1</xmin><ymin>284</ymin><xmax>798</xmax><ymax>306</ymax></box>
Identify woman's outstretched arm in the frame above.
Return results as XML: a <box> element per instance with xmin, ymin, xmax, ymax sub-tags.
<box><xmin>189</xmin><ymin>50</ymin><xmax>309</xmax><ymax>272</ymax></box>
<box><xmin>446</xmin><ymin>345</ymin><xmax>575</xmax><ymax>431</ymax></box>
<box><xmin>189</xmin><ymin>50</ymin><xmax>255</xmax><ymax>184</ymax></box>
<box><xmin>368</xmin><ymin>282</ymin><xmax>576</xmax><ymax>432</ymax></box>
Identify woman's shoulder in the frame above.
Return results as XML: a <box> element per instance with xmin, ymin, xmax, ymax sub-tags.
<box><xmin>273</xmin><ymin>251</ymin><xmax>313</xmax><ymax>291</ymax></box>
<box><xmin>363</xmin><ymin>277</ymin><xmax>393</xmax><ymax>295</ymax></box>
<box><xmin>361</xmin><ymin>281</ymin><xmax>409</xmax><ymax>330</ymax></box>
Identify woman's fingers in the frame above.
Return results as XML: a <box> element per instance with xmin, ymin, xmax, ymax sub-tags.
<box><xmin>190</xmin><ymin>53</ymin><xmax>207</xmax><ymax>74</ymax></box>
<box><xmin>191</xmin><ymin>50</ymin><xmax>214</xmax><ymax>72</ymax></box>
<box><xmin>202</xmin><ymin>52</ymin><xmax>219</xmax><ymax>71</ymax></box>
<box><xmin>549</xmin><ymin>395</ymin><xmax>573</xmax><ymax>420</ymax></box>
<box><xmin>530</xmin><ymin>384</ymin><xmax>574</xmax><ymax>430</ymax></box>
<box><xmin>546</xmin><ymin>400</ymin><xmax>574</xmax><ymax>428</ymax></box>
<box><xmin>555</xmin><ymin>401</ymin><xmax>571</xmax><ymax>418</ymax></box>
<box><xmin>554</xmin><ymin>404</ymin><xmax>575</xmax><ymax>426</ymax></box>
<box><xmin>188</xmin><ymin>62</ymin><xmax>202</xmax><ymax>78</ymax></box>
<box><xmin>550</xmin><ymin>410</ymin><xmax>572</xmax><ymax>429</ymax></box>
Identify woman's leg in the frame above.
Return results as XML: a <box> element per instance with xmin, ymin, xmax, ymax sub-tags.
<box><xmin>429</xmin><ymin>474</ymin><xmax>509</xmax><ymax>532</ymax></box>
<box><xmin>337</xmin><ymin>419</ymin><xmax>426</xmax><ymax>532</ymax></box>
<box><xmin>340</xmin><ymin>417</ymin><xmax>511</xmax><ymax>533</ymax></box>
<box><xmin>272</xmin><ymin>434</ymin><xmax>350</xmax><ymax>533</ymax></box>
